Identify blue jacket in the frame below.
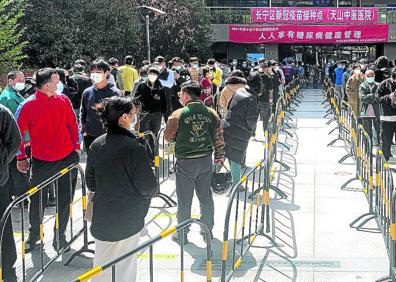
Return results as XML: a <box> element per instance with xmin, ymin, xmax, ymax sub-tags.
<box><xmin>334</xmin><ymin>67</ymin><xmax>344</xmax><ymax>86</ymax></box>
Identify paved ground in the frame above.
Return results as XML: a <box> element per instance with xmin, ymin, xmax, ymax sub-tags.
<box><xmin>9</xmin><ymin>88</ymin><xmax>389</xmax><ymax>281</ymax></box>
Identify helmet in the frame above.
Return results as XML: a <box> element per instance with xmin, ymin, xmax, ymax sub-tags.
<box><xmin>211</xmin><ymin>165</ymin><xmax>232</xmax><ymax>195</ymax></box>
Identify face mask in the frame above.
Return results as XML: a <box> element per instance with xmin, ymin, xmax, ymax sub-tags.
<box><xmin>354</xmin><ymin>69</ymin><xmax>361</xmax><ymax>75</ymax></box>
<box><xmin>274</xmin><ymin>67</ymin><xmax>280</xmax><ymax>71</ymax></box>
<box><xmin>193</xmin><ymin>64</ymin><xmax>199</xmax><ymax>69</ymax></box>
<box><xmin>129</xmin><ymin>114</ymin><xmax>137</xmax><ymax>131</ymax></box>
<box><xmin>242</xmin><ymin>64</ymin><xmax>247</xmax><ymax>67</ymax></box>
<box><xmin>158</xmin><ymin>65</ymin><xmax>164</xmax><ymax>71</ymax></box>
<box><xmin>56</xmin><ymin>82</ymin><xmax>64</xmax><ymax>94</ymax></box>
<box><xmin>366</xmin><ymin>77</ymin><xmax>375</xmax><ymax>83</ymax></box>
<box><xmin>14</xmin><ymin>82</ymin><xmax>25</xmax><ymax>91</ymax></box>
<box><xmin>175</xmin><ymin>66</ymin><xmax>182</xmax><ymax>71</ymax></box>
<box><xmin>142</xmin><ymin>76</ymin><xmax>148</xmax><ymax>82</ymax></box>
<box><xmin>148</xmin><ymin>74</ymin><xmax>158</xmax><ymax>83</ymax></box>
<box><xmin>91</xmin><ymin>73</ymin><xmax>104</xmax><ymax>84</ymax></box>
<box><xmin>337</xmin><ymin>65</ymin><xmax>342</xmax><ymax>68</ymax></box>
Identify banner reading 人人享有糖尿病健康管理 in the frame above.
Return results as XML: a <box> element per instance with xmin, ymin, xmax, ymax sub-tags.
<box><xmin>251</xmin><ymin>7</ymin><xmax>379</xmax><ymax>24</ymax></box>
<box><xmin>229</xmin><ymin>24</ymin><xmax>389</xmax><ymax>44</ymax></box>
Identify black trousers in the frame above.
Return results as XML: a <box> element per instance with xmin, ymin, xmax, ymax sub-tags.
<box><xmin>0</xmin><ymin>185</ymin><xmax>17</xmax><ymax>278</ymax></box>
<box><xmin>361</xmin><ymin>117</ymin><xmax>380</xmax><ymax>146</ymax></box>
<box><xmin>272</xmin><ymin>88</ymin><xmax>280</xmax><ymax>114</ymax></box>
<box><xmin>29</xmin><ymin>151</ymin><xmax>79</xmax><ymax>238</ymax></box>
<box><xmin>140</xmin><ymin>112</ymin><xmax>162</xmax><ymax>159</ymax></box>
<box><xmin>6</xmin><ymin>157</ymin><xmax>29</xmax><ymax>197</ymax></box>
<box><xmin>381</xmin><ymin>121</ymin><xmax>396</xmax><ymax>161</ymax></box>
<box><xmin>252</xmin><ymin>101</ymin><xmax>271</xmax><ymax>136</ymax></box>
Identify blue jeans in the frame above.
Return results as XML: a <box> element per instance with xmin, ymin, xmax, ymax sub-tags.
<box><xmin>229</xmin><ymin>160</ymin><xmax>241</xmax><ymax>187</ymax></box>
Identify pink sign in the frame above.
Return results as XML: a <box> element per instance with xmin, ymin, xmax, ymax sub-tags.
<box><xmin>251</xmin><ymin>8</ymin><xmax>378</xmax><ymax>24</ymax></box>
<box><xmin>229</xmin><ymin>24</ymin><xmax>389</xmax><ymax>44</ymax></box>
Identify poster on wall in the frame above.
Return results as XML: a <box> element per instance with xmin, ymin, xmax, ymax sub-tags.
<box><xmin>247</xmin><ymin>53</ymin><xmax>265</xmax><ymax>62</ymax></box>
<box><xmin>229</xmin><ymin>24</ymin><xmax>389</xmax><ymax>44</ymax></box>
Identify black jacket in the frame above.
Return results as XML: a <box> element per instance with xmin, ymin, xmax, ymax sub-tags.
<box><xmin>80</xmin><ymin>84</ymin><xmax>121</xmax><ymax>137</ymax></box>
<box><xmin>0</xmin><ymin>105</ymin><xmax>21</xmax><ymax>186</ymax></box>
<box><xmin>70</xmin><ymin>73</ymin><xmax>92</xmax><ymax>110</ymax></box>
<box><xmin>223</xmin><ymin>87</ymin><xmax>258</xmax><ymax>164</ymax></box>
<box><xmin>86</xmin><ymin>127</ymin><xmax>156</xmax><ymax>241</ymax></box>
<box><xmin>377</xmin><ymin>78</ymin><xmax>396</xmax><ymax>117</ymax></box>
<box><xmin>134</xmin><ymin>80</ymin><xmax>167</xmax><ymax>114</ymax></box>
<box><xmin>259</xmin><ymin>72</ymin><xmax>273</xmax><ymax>103</ymax></box>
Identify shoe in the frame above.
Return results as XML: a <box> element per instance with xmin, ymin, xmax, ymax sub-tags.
<box><xmin>171</xmin><ymin>232</ymin><xmax>188</xmax><ymax>245</ymax></box>
<box><xmin>25</xmin><ymin>233</ymin><xmax>40</xmax><ymax>253</ymax></box>
<box><xmin>53</xmin><ymin>237</ymin><xmax>71</xmax><ymax>253</ymax></box>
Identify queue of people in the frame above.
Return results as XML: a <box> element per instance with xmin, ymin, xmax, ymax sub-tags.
<box><xmin>0</xmin><ymin>54</ymin><xmax>296</xmax><ymax>282</ymax></box>
<box><xmin>326</xmin><ymin>56</ymin><xmax>396</xmax><ymax>162</ymax></box>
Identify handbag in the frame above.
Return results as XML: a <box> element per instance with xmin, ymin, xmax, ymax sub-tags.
<box><xmin>84</xmin><ymin>192</ymin><xmax>94</xmax><ymax>222</ymax></box>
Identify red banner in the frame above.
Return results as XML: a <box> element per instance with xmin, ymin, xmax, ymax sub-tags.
<box><xmin>251</xmin><ymin>7</ymin><xmax>379</xmax><ymax>24</ymax></box>
<box><xmin>229</xmin><ymin>24</ymin><xmax>389</xmax><ymax>44</ymax></box>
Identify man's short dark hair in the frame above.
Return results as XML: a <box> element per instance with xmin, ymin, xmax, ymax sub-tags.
<box><xmin>36</xmin><ymin>68</ymin><xmax>58</xmax><ymax>89</ymax></box>
<box><xmin>189</xmin><ymin>57</ymin><xmax>199</xmax><ymax>63</ymax></box>
<box><xmin>7</xmin><ymin>71</ymin><xmax>24</xmax><ymax>81</ymax></box>
<box><xmin>73</xmin><ymin>64</ymin><xmax>85</xmax><ymax>73</ymax></box>
<box><xmin>172</xmin><ymin>57</ymin><xmax>182</xmax><ymax>63</ymax></box>
<box><xmin>90</xmin><ymin>59</ymin><xmax>111</xmax><ymax>73</ymax></box>
<box><xmin>148</xmin><ymin>67</ymin><xmax>160</xmax><ymax>76</ymax></box>
<box><xmin>207</xmin><ymin>58</ymin><xmax>216</xmax><ymax>65</ymax></box>
<box><xmin>108</xmin><ymin>57</ymin><xmax>119</xmax><ymax>66</ymax></box>
<box><xmin>155</xmin><ymin>56</ymin><xmax>165</xmax><ymax>64</ymax></box>
<box><xmin>124</xmin><ymin>55</ymin><xmax>133</xmax><ymax>65</ymax></box>
<box><xmin>181</xmin><ymin>81</ymin><xmax>201</xmax><ymax>98</ymax></box>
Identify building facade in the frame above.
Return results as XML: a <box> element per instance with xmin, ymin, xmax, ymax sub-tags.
<box><xmin>207</xmin><ymin>0</ymin><xmax>396</xmax><ymax>65</ymax></box>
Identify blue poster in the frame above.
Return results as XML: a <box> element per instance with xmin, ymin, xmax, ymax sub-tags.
<box><xmin>247</xmin><ymin>53</ymin><xmax>265</xmax><ymax>62</ymax></box>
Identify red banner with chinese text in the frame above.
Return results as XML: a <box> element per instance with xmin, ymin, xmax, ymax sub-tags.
<box><xmin>229</xmin><ymin>24</ymin><xmax>389</xmax><ymax>44</ymax></box>
<box><xmin>251</xmin><ymin>8</ymin><xmax>378</xmax><ymax>24</ymax></box>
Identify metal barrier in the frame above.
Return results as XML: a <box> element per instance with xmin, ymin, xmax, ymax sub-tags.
<box><xmin>324</xmin><ymin>80</ymin><xmax>396</xmax><ymax>282</ymax></box>
<box><xmin>72</xmin><ymin>218</ymin><xmax>212</xmax><ymax>282</ymax></box>
<box><xmin>220</xmin><ymin>78</ymin><xmax>301</xmax><ymax>282</ymax></box>
<box><xmin>0</xmin><ymin>163</ymin><xmax>94</xmax><ymax>282</ymax></box>
<box><xmin>137</xmin><ymin>131</ymin><xmax>177</xmax><ymax>207</ymax></box>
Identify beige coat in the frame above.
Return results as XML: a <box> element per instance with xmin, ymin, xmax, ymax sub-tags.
<box><xmin>346</xmin><ymin>74</ymin><xmax>365</xmax><ymax>117</ymax></box>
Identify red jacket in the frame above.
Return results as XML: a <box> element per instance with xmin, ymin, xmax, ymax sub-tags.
<box><xmin>16</xmin><ymin>90</ymin><xmax>80</xmax><ymax>161</ymax></box>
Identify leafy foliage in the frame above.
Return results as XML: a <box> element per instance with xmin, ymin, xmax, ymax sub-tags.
<box><xmin>22</xmin><ymin>0</ymin><xmax>213</xmax><ymax>68</ymax></box>
<box><xmin>0</xmin><ymin>0</ymin><xmax>27</xmax><ymax>72</ymax></box>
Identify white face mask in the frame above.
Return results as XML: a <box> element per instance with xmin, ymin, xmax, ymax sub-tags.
<box><xmin>366</xmin><ymin>77</ymin><xmax>375</xmax><ymax>83</ymax></box>
<box><xmin>274</xmin><ymin>67</ymin><xmax>280</xmax><ymax>71</ymax></box>
<box><xmin>14</xmin><ymin>82</ymin><xmax>25</xmax><ymax>91</ymax></box>
<box><xmin>354</xmin><ymin>69</ymin><xmax>361</xmax><ymax>75</ymax></box>
<box><xmin>129</xmin><ymin>114</ymin><xmax>137</xmax><ymax>131</ymax></box>
<box><xmin>56</xmin><ymin>82</ymin><xmax>64</xmax><ymax>94</ymax></box>
<box><xmin>148</xmin><ymin>74</ymin><xmax>158</xmax><ymax>83</ymax></box>
<box><xmin>91</xmin><ymin>73</ymin><xmax>104</xmax><ymax>84</ymax></box>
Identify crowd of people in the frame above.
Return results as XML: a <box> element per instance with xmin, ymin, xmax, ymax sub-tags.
<box><xmin>0</xmin><ymin>55</ymin><xmax>296</xmax><ymax>282</ymax></box>
<box><xmin>325</xmin><ymin>56</ymin><xmax>396</xmax><ymax>162</ymax></box>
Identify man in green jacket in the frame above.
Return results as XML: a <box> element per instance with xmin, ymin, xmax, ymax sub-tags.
<box><xmin>359</xmin><ymin>69</ymin><xmax>381</xmax><ymax>146</ymax></box>
<box><xmin>0</xmin><ymin>71</ymin><xmax>26</xmax><ymax>114</ymax></box>
<box><xmin>164</xmin><ymin>81</ymin><xmax>225</xmax><ymax>244</ymax></box>
<box><xmin>0</xmin><ymin>71</ymin><xmax>29</xmax><ymax>197</ymax></box>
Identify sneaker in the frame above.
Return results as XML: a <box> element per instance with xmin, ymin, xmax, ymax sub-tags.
<box><xmin>171</xmin><ymin>232</ymin><xmax>188</xmax><ymax>245</ymax></box>
<box><xmin>53</xmin><ymin>237</ymin><xmax>71</xmax><ymax>253</ymax></box>
<box><xmin>25</xmin><ymin>233</ymin><xmax>40</xmax><ymax>253</ymax></box>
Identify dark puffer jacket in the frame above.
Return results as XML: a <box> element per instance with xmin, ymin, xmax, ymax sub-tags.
<box><xmin>223</xmin><ymin>85</ymin><xmax>258</xmax><ymax>164</ymax></box>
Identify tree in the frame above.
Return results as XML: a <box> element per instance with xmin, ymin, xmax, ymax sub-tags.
<box><xmin>140</xmin><ymin>0</ymin><xmax>213</xmax><ymax>61</ymax></box>
<box><xmin>0</xmin><ymin>0</ymin><xmax>27</xmax><ymax>72</ymax></box>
